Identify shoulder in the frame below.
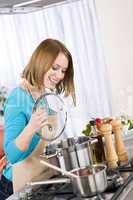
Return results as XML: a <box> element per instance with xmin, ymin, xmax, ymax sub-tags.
<box><xmin>5</xmin><ymin>87</ymin><xmax>32</xmax><ymax>105</ymax></box>
<box><xmin>4</xmin><ymin>87</ymin><xmax>34</xmax><ymax>121</ymax></box>
<box><xmin>4</xmin><ymin>87</ymin><xmax>34</xmax><ymax>113</ymax></box>
<box><xmin>8</xmin><ymin>87</ymin><xmax>30</xmax><ymax>100</ymax></box>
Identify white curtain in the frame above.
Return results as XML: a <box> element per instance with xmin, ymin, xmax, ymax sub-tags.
<box><xmin>0</xmin><ymin>0</ymin><xmax>112</xmax><ymax>137</ymax></box>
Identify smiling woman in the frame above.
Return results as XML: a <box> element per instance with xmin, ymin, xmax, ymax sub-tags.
<box><xmin>22</xmin><ymin>38</ymin><xmax>75</xmax><ymax>102</ymax></box>
<box><xmin>0</xmin><ymin>38</ymin><xmax>76</xmax><ymax>199</ymax></box>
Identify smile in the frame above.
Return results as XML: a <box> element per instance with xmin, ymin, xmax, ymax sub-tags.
<box><xmin>49</xmin><ymin>77</ymin><xmax>58</xmax><ymax>85</ymax></box>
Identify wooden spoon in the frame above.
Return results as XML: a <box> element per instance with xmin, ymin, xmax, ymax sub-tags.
<box><xmin>40</xmin><ymin>160</ymin><xmax>77</xmax><ymax>179</ymax></box>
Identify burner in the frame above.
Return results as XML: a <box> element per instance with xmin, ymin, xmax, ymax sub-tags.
<box><xmin>105</xmin><ymin>168</ymin><xmax>124</xmax><ymax>193</ymax></box>
<box><xmin>28</xmin><ymin>183</ymin><xmax>74</xmax><ymax>200</ymax></box>
<box><xmin>26</xmin><ymin>183</ymin><xmax>107</xmax><ymax>200</ymax></box>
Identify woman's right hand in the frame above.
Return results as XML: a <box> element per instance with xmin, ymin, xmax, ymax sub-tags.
<box><xmin>27</xmin><ymin>108</ymin><xmax>48</xmax><ymax>134</ymax></box>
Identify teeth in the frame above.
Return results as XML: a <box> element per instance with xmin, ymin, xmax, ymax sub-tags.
<box><xmin>49</xmin><ymin>77</ymin><xmax>57</xmax><ymax>84</ymax></box>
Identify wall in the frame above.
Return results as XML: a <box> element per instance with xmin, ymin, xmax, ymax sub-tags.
<box><xmin>95</xmin><ymin>0</ymin><xmax>133</xmax><ymax>116</ymax></box>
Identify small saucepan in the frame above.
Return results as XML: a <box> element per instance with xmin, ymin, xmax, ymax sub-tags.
<box><xmin>28</xmin><ymin>164</ymin><xmax>107</xmax><ymax>198</ymax></box>
<box><xmin>70</xmin><ymin>164</ymin><xmax>107</xmax><ymax>197</ymax></box>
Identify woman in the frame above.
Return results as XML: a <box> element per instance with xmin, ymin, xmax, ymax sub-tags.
<box><xmin>0</xmin><ymin>38</ymin><xmax>75</xmax><ymax>199</ymax></box>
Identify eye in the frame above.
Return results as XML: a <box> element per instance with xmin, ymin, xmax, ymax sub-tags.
<box><xmin>52</xmin><ymin>64</ymin><xmax>67</xmax><ymax>74</ymax></box>
<box><xmin>52</xmin><ymin>65</ymin><xmax>58</xmax><ymax>71</ymax></box>
<box><xmin>62</xmin><ymin>70</ymin><xmax>66</xmax><ymax>74</ymax></box>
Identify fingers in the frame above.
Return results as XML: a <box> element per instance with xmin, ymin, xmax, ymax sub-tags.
<box><xmin>40</xmin><ymin>121</ymin><xmax>49</xmax><ymax>128</ymax></box>
<box><xmin>30</xmin><ymin>107</ymin><xmax>50</xmax><ymax>132</ymax></box>
<box><xmin>34</xmin><ymin>109</ymin><xmax>48</xmax><ymax>126</ymax></box>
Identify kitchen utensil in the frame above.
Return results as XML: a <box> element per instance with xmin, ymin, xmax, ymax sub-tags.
<box><xmin>40</xmin><ymin>136</ymin><xmax>98</xmax><ymax>172</ymax></box>
<box><xmin>27</xmin><ymin>178</ymin><xmax>70</xmax><ymax>186</ymax></box>
<box><xmin>98</xmin><ymin>123</ymin><xmax>118</xmax><ymax>168</ymax></box>
<box><xmin>71</xmin><ymin>164</ymin><xmax>107</xmax><ymax>197</ymax></box>
<box><xmin>111</xmin><ymin>119</ymin><xmax>128</xmax><ymax>164</ymax></box>
<box><xmin>28</xmin><ymin>163</ymin><xmax>107</xmax><ymax>197</ymax></box>
<box><xmin>33</xmin><ymin>93</ymin><xmax>67</xmax><ymax>141</ymax></box>
<box><xmin>40</xmin><ymin>160</ymin><xmax>77</xmax><ymax>178</ymax></box>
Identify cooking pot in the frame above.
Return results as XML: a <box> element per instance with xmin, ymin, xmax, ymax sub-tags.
<box><xmin>40</xmin><ymin>136</ymin><xmax>98</xmax><ymax>172</ymax></box>
<box><xmin>28</xmin><ymin>164</ymin><xmax>107</xmax><ymax>197</ymax></box>
<box><xmin>70</xmin><ymin>164</ymin><xmax>107</xmax><ymax>197</ymax></box>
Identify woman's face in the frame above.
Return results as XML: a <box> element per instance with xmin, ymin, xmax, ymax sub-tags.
<box><xmin>43</xmin><ymin>52</ymin><xmax>69</xmax><ymax>90</ymax></box>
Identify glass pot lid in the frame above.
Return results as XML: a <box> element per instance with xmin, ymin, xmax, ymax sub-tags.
<box><xmin>33</xmin><ymin>93</ymin><xmax>67</xmax><ymax>142</ymax></box>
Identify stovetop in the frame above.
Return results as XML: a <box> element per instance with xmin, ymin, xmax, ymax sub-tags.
<box><xmin>20</xmin><ymin>182</ymin><xmax>114</xmax><ymax>200</ymax></box>
<box><xmin>7</xmin><ymin>164</ymin><xmax>133</xmax><ymax>200</ymax></box>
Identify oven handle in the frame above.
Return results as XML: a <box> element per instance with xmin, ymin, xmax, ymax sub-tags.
<box><xmin>27</xmin><ymin>178</ymin><xmax>70</xmax><ymax>186</ymax></box>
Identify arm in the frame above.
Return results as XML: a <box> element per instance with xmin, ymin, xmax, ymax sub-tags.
<box><xmin>4</xmin><ymin>104</ymin><xmax>28</xmax><ymax>164</ymax></box>
<box><xmin>15</xmin><ymin>110</ymin><xmax>48</xmax><ymax>152</ymax></box>
<box><xmin>4</xmin><ymin>89</ymin><xmax>48</xmax><ymax>164</ymax></box>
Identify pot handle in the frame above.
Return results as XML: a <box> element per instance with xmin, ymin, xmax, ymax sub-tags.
<box><xmin>27</xmin><ymin>178</ymin><xmax>70</xmax><ymax>186</ymax></box>
<box><xmin>40</xmin><ymin>152</ymin><xmax>57</xmax><ymax>159</ymax></box>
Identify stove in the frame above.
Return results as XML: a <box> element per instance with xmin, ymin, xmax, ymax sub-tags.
<box><xmin>7</xmin><ymin>162</ymin><xmax>133</xmax><ymax>200</ymax></box>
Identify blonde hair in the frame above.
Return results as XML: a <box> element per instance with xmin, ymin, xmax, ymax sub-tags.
<box><xmin>22</xmin><ymin>38</ymin><xmax>76</xmax><ymax>104</ymax></box>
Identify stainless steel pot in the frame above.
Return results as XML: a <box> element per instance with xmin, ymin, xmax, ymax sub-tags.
<box><xmin>41</xmin><ymin>136</ymin><xmax>98</xmax><ymax>172</ymax></box>
<box><xmin>70</xmin><ymin>164</ymin><xmax>107</xmax><ymax>197</ymax></box>
<box><xmin>28</xmin><ymin>164</ymin><xmax>107</xmax><ymax>198</ymax></box>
